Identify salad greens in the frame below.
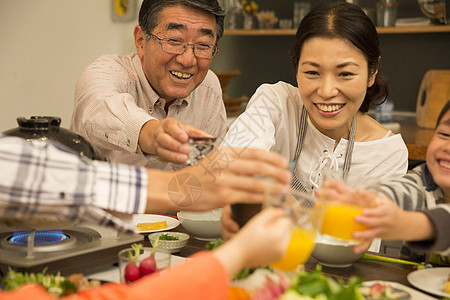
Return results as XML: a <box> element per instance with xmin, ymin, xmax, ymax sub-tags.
<box><xmin>284</xmin><ymin>265</ymin><xmax>364</xmax><ymax>300</ymax></box>
<box><xmin>2</xmin><ymin>267</ymin><xmax>77</xmax><ymax>297</ymax></box>
<box><xmin>205</xmin><ymin>237</ymin><xmax>224</xmax><ymax>250</ymax></box>
<box><xmin>159</xmin><ymin>234</ymin><xmax>179</xmax><ymax>241</ymax></box>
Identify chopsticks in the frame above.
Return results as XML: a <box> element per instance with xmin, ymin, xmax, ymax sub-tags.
<box><xmin>361</xmin><ymin>254</ymin><xmax>421</xmax><ymax>266</ymax></box>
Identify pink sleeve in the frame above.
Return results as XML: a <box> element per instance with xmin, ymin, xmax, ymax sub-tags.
<box><xmin>0</xmin><ymin>251</ymin><xmax>229</xmax><ymax>300</ymax></box>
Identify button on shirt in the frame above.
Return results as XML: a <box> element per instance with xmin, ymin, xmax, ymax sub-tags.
<box><xmin>70</xmin><ymin>53</ymin><xmax>227</xmax><ymax>171</ymax></box>
<box><xmin>0</xmin><ymin>135</ymin><xmax>148</xmax><ymax>233</ymax></box>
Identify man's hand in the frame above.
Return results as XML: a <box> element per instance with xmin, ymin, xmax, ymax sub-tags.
<box><xmin>144</xmin><ymin>147</ymin><xmax>292</xmax><ymax>215</ymax></box>
<box><xmin>182</xmin><ymin>147</ymin><xmax>292</xmax><ymax>210</ymax></box>
<box><xmin>138</xmin><ymin>118</ymin><xmax>211</xmax><ymax>164</ymax></box>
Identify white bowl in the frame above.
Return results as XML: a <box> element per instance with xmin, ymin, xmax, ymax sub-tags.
<box><xmin>148</xmin><ymin>232</ymin><xmax>190</xmax><ymax>254</ymax></box>
<box><xmin>311</xmin><ymin>235</ymin><xmax>365</xmax><ymax>268</ymax></box>
<box><xmin>177</xmin><ymin>209</ymin><xmax>222</xmax><ymax>241</ymax></box>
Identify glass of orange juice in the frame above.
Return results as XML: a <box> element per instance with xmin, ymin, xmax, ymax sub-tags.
<box><xmin>318</xmin><ymin>179</ymin><xmax>379</xmax><ymax>241</ymax></box>
<box><xmin>267</xmin><ymin>191</ymin><xmax>322</xmax><ymax>271</ymax></box>
<box><xmin>320</xmin><ymin>202</ymin><xmax>369</xmax><ymax>241</ymax></box>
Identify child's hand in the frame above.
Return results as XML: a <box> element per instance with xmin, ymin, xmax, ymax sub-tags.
<box><xmin>318</xmin><ymin>179</ymin><xmax>378</xmax><ymax>207</ymax></box>
<box><xmin>352</xmin><ymin>194</ymin><xmax>404</xmax><ymax>253</ymax></box>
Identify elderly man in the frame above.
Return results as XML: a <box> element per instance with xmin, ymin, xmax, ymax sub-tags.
<box><xmin>70</xmin><ymin>0</ymin><xmax>227</xmax><ymax>170</ymax></box>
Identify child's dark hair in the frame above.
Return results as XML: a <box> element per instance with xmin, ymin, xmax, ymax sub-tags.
<box><xmin>436</xmin><ymin>100</ymin><xmax>450</xmax><ymax>128</ymax></box>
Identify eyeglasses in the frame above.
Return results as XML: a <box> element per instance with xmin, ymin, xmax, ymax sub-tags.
<box><xmin>149</xmin><ymin>34</ymin><xmax>218</xmax><ymax>59</ymax></box>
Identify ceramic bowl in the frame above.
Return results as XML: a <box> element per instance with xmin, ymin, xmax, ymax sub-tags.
<box><xmin>311</xmin><ymin>235</ymin><xmax>365</xmax><ymax>268</ymax></box>
<box><xmin>177</xmin><ymin>209</ymin><xmax>222</xmax><ymax>241</ymax></box>
<box><xmin>148</xmin><ymin>232</ymin><xmax>190</xmax><ymax>254</ymax></box>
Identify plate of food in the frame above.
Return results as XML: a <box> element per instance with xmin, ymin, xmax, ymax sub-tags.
<box><xmin>132</xmin><ymin>214</ymin><xmax>179</xmax><ymax>233</ymax></box>
<box><xmin>360</xmin><ymin>281</ymin><xmax>410</xmax><ymax>299</ymax></box>
<box><xmin>407</xmin><ymin>267</ymin><xmax>450</xmax><ymax>298</ymax></box>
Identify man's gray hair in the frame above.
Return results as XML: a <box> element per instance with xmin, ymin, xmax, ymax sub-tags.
<box><xmin>138</xmin><ymin>0</ymin><xmax>226</xmax><ymax>44</ymax></box>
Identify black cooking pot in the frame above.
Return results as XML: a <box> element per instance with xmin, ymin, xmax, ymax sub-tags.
<box><xmin>2</xmin><ymin>116</ymin><xmax>97</xmax><ymax>160</ymax></box>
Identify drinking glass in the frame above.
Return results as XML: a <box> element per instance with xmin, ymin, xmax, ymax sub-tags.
<box><xmin>267</xmin><ymin>191</ymin><xmax>322</xmax><ymax>271</ymax></box>
<box><xmin>376</xmin><ymin>1</ymin><xmax>399</xmax><ymax>27</ymax></box>
<box><xmin>319</xmin><ymin>180</ymin><xmax>379</xmax><ymax>242</ymax></box>
<box><xmin>293</xmin><ymin>2</ymin><xmax>311</xmax><ymax>27</ymax></box>
<box><xmin>118</xmin><ymin>247</ymin><xmax>171</xmax><ymax>283</ymax></box>
<box><xmin>186</xmin><ymin>137</ymin><xmax>216</xmax><ymax>166</ymax></box>
<box><xmin>320</xmin><ymin>202</ymin><xmax>370</xmax><ymax>241</ymax></box>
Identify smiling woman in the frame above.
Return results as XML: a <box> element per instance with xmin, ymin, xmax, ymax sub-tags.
<box><xmin>221</xmin><ymin>2</ymin><xmax>408</xmax><ymax>239</ymax></box>
<box><xmin>223</xmin><ymin>2</ymin><xmax>408</xmax><ymax>196</ymax></box>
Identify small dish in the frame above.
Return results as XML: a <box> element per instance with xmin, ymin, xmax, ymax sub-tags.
<box><xmin>148</xmin><ymin>232</ymin><xmax>189</xmax><ymax>254</ymax></box>
<box><xmin>132</xmin><ymin>214</ymin><xmax>180</xmax><ymax>233</ymax></box>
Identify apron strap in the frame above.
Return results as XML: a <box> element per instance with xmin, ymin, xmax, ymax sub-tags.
<box><xmin>343</xmin><ymin>115</ymin><xmax>356</xmax><ymax>181</ymax></box>
<box><xmin>290</xmin><ymin>106</ymin><xmax>356</xmax><ymax>193</ymax></box>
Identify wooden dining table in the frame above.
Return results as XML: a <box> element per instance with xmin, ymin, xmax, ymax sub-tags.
<box><xmin>152</xmin><ymin>224</ymin><xmax>437</xmax><ymax>297</ymax></box>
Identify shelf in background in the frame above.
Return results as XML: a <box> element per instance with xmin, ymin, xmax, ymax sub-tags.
<box><xmin>224</xmin><ymin>24</ymin><xmax>450</xmax><ymax>36</ymax></box>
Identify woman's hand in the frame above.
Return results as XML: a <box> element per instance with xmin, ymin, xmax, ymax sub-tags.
<box><xmin>213</xmin><ymin>207</ymin><xmax>291</xmax><ymax>278</ymax></box>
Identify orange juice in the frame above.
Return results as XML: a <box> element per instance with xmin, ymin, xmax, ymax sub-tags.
<box><xmin>270</xmin><ymin>226</ymin><xmax>316</xmax><ymax>271</ymax></box>
<box><xmin>320</xmin><ymin>203</ymin><xmax>369</xmax><ymax>240</ymax></box>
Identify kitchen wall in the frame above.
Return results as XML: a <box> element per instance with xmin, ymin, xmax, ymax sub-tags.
<box><xmin>0</xmin><ymin>0</ymin><xmax>140</xmax><ymax>131</ymax></box>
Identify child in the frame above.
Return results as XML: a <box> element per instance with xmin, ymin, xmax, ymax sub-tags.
<box><xmin>320</xmin><ymin>101</ymin><xmax>450</xmax><ymax>261</ymax></box>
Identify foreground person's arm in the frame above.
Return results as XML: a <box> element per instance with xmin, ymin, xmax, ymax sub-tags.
<box><xmin>146</xmin><ymin>147</ymin><xmax>291</xmax><ymax>212</ymax></box>
<box><xmin>0</xmin><ymin>136</ymin><xmax>290</xmax><ymax>231</ymax></box>
<box><xmin>2</xmin><ymin>208</ymin><xmax>290</xmax><ymax>300</ymax></box>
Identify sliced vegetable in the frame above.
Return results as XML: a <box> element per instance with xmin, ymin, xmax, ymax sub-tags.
<box><xmin>206</xmin><ymin>237</ymin><xmax>223</xmax><ymax>250</ymax></box>
<box><xmin>227</xmin><ymin>286</ymin><xmax>252</xmax><ymax>300</ymax></box>
<box><xmin>2</xmin><ymin>267</ymin><xmax>77</xmax><ymax>298</ymax></box>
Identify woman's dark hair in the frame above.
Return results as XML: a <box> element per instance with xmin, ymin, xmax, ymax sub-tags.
<box><xmin>139</xmin><ymin>0</ymin><xmax>226</xmax><ymax>45</ymax></box>
<box><xmin>436</xmin><ymin>100</ymin><xmax>450</xmax><ymax>127</ymax></box>
<box><xmin>289</xmin><ymin>2</ymin><xmax>388</xmax><ymax>113</ymax></box>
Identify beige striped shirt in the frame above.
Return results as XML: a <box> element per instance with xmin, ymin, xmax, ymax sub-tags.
<box><xmin>70</xmin><ymin>53</ymin><xmax>226</xmax><ymax>170</ymax></box>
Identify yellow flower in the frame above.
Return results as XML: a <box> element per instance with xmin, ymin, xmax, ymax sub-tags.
<box><xmin>241</xmin><ymin>0</ymin><xmax>258</xmax><ymax>16</ymax></box>
<box><xmin>250</xmin><ymin>2</ymin><xmax>258</xmax><ymax>11</ymax></box>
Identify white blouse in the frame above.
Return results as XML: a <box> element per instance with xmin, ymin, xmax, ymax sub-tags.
<box><xmin>223</xmin><ymin>81</ymin><xmax>408</xmax><ymax>194</ymax></box>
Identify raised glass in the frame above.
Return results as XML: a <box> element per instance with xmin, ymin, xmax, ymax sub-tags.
<box><xmin>267</xmin><ymin>191</ymin><xmax>323</xmax><ymax>272</ymax></box>
<box><xmin>186</xmin><ymin>136</ymin><xmax>217</xmax><ymax>166</ymax></box>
